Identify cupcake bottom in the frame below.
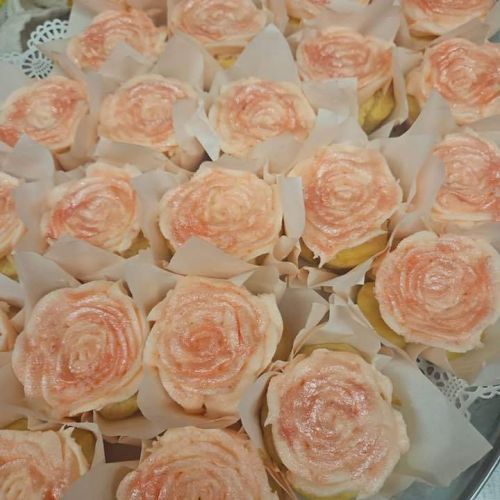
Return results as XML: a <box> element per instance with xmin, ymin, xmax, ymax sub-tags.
<box><xmin>98</xmin><ymin>393</ymin><xmax>139</xmax><ymax>421</ymax></box>
<box><xmin>2</xmin><ymin>419</ymin><xmax>96</xmax><ymax>466</ymax></box>
<box><xmin>359</xmin><ymin>86</ymin><xmax>395</xmax><ymax>134</ymax></box>
<box><xmin>216</xmin><ymin>54</ymin><xmax>238</xmax><ymax>69</ymax></box>
<box><xmin>301</xmin><ymin>233</ymin><xmax>388</xmax><ymax>271</ymax></box>
<box><xmin>406</xmin><ymin>94</ymin><xmax>421</xmax><ymax>126</ymax></box>
<box><xmin>0</xmin><ymin>255</ymin><xmax>17</xmax><ymax>280</ymax></box>
<box><xmin>120</xmin><ymin>232</ymin><xmax>150</xmax><ymax>259</ymax></box>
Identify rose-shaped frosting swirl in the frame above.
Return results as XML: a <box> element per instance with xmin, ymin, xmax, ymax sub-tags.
<box><xmin>290</xmin><ymin>145</ymin><xmax>402</xmax><ymax>265</ymax></box>
<box><xmin>0</xmin><ymin>172</ymin><xmax>24</xmax><ymax>260</ymax></box>
<box><xmin>99</xmin><ymin>74</ymin><xmax>198</xmax><ymax>153</ymax></box>
<box><xmin>40</xmin><ymin>163</ymin><xmax>140</xmax><ymax>253</ymax></box>
<box><xmin>375</xmin><ymin>232</ymin><xmax>500</xmax><ymax>352</ymax></box>
<box><xmin>407</xmin><ymin>38</ymin><xmax>500</xmax><ymax>124</ymax></box>
<box><xmin>117</xmin><ymin>427</ymin><xmax>277</xmax><ymax>500</ymax></box>
<box><xmin>402</xmin><ymin>0</ymin><xmax>494</xmax><ymax>37</ymax></box>
<box><xmin>159</xmin><ymin>167</ymin><xmax>282</xmax><ymax>260</ymax></box>
<box><xmin>297</xmin><ymin>27</ymin><xmax>393</xmax><ymax>102</ymax></box>
<box><xmin>0</xmin><ymin>76</ymin><xmax>88</xmax><ymax>152</ymax></box>
<box><xmin>12</xmin><ymin>281</ymin><xmax>146</xmax><ymax>417</ymax></box>
<box><xmin>66</xmin><ymin>9</ymin><xmax>166</xmax><ymax>71</ymax></box>
<box><xmin>432</xmin><ymin>132</ymin><xmax>500</xmax><ymax>224</ymax></box>
<box><xmin>286</xmin><ymin>0</ymin><xmax>369</xmax><ymax>20</ymax></box>
<box><xmin>209</xmin><ymin>77</ymin><xmax>315</xmax><ymax>157</ymax></box>
<box><xmin>0</xmin><ymin>303</ymin><xmax>16</xmax><ymax>352</ymax></box>
<box><xmin>169</xmin><ymin>0</ymin><xmax>266</xmax><ymax>55</ymax></box>
<box><xmin>144</xmin><ymin>276</ymin><xmax>282</xmax><ymax>416</ymax></box>
<box><xmin>266</xmin><ymin>349</ymin><xmax>409</xmax><ymax>498</ymax></box>
<box><xmin>0</xmin><ymin>429</ymin><xmax>88</xmax><ymax>500</ymax></box>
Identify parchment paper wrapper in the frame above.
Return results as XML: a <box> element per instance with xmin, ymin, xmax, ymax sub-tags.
<box><xmin>127</xmin><ymin>260</ymin><xmax>287</xmax><ymax>432</ymax></box>
<box><xmin>239</xmin><ymin>346</ymin><xmax>492</xmax><ymax>499</ymax></box>
<box><xmin>396</xmin><ymin>2</ymin><xmax>500</xmax><ymax>50</ymax></box>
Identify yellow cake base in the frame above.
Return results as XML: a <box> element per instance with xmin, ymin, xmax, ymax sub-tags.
<box><xmin>359</xmin><ymin>87</ymin><xmax>396</xmax><ymax>134</ymax></box>
<box><xmin>0</xmin><ymin>255</ymin><xmax>17</xmax><ymax>280</ymax></box>
<box><xmin>98</xmin><ymin>393</ymin><xmax>139</xmax><ymax>421</ymax></box>
<box><xmin>357</xmin><ymin>282</ymin><xmax>406</xmax><ymax>348</ymax></box>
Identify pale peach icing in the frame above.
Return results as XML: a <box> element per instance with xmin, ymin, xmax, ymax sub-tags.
<box><xmin>375</xmin><ymin>232</ymin><xmax>500</xmax><ymax>352</ymax></box>
<box><xmin>286</xmin><ymin>0</ymin><xmax>369</xmax><ymax>20</ymax></box>
<box><xmin>169</xmin><ymin>0</ymin><xmax>266</xmax><ymax>55</ymax></box>
<box><xmin>406</xmin><ymin>38</ymin><xmax>500</xmax><ymax>124</ymax></box>
<box><xmin>432</xmin><ymin>132</ymin><xmax>500</xmax><ymax>224</ymax></box>
<box><xmin>209</xmin><ymin>77</ymin><xmax>315</xmax><ymax>157</ymax></box>
<box><xmin>297</xmin><ymin>27</ymin><xmax>393</xmax><ymax>103</ymax></box>
<box><xmin>159</xmin><ymin>167</ymin><xmax>283</xmax><ymax>260</ymax></box>
<box><xmin>99</xmin><ymin>74</ymin><xmax>198</xmax><ymax>153</ymax></box>
<box><xmin>12</xmin><ymin>281</ymin><xmax>147</xmax><ymax>417</ymax></box>
<box><xmin>40</xmin><ymin>163</ymin><xmax>140</xmax><ymax>253</ymax></box>
<box><xmin>144</xmin><ymin>276</ymin><xmax>282</xmax><ymax>416</ymax></box>
<box><xmin>0</xmin><ymin>303</ymin><xmax>16</xmax><ymax>352</ymax></box>
<box><xmin>290</xmin><ymin>145</ymin><xmax>402</xmax><ymax>265</ymax></box>
<box><xmin>402</xmin><ymin>0</ymin><xmax>494</xmax><ymax>37</ymax></box>
<box><xmin>0</xmin><ymin>172</ymin><xmax>25</xmax><ymax>260</ymax></box>
<box><xmin>266</xmin><ymin>350</ymin><xmax>409</xmax><ymax>498</ymax></box>
<box><xmin>0</xmin><ymin>429</ymin><xmax>88</xmax><ymax>500</ymax></box>
<box><xmin>0</xmin><ymin>76</ymin><xmax>88</xmax><ymax>152</ymax></box>
<box><xmin>66</xmin><ymin>9</ymin><xmax>166</xmax><ymax>71</ymax></box>
<box><xmin>116</xmin><ymin>427</ymin><xmax>277</xmax><ymax>500</ymax></box>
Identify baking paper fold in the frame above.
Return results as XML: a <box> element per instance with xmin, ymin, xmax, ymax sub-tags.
<box><xmin>126</xmin><ymin>259</ymin><xmax>288</xmax><ymax>432</ymax></box>
<box><xmin>239</xmin><ymin>346</ymin><xmax>492</xmax><ymax>500</ymax></box>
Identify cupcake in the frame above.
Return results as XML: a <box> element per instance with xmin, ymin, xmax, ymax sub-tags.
<box><xmin>264</xmin><ymin>349</ymin><xmax>409</xmax><ymax>498</ymax></box>
<box><xmin>98</xmin><ymin>74</ymin><xmax>199</xmax><ymax>158</ymax></box>
<box><xmin>0</xmin><ymin>76</ymin><xmax>88</xmax><ymax>152</ymax></box>
<box><xmin>290</xmin><ymin>144</ymin><xmax>402</xmax><ymax>269</ymax></box>
<box><xmin>12</xmin><ymin>281</ymin><xmax>147</xmax><ymax>418</ymax></box>
<box><xmin>401</xmin><ymin>0</ymin><xmax>494</xmax><ymax>38</ymax></box>
<box><xmin>168</xmin><ymin>0</ymin><xmax>267</xmax><ymax>68</ymax></box>
<box><xmin>432</xmin><ymin>132</ymin><xmax>500</xmax><ymax>224</ymax></box>
<box><xmin>209</xmin><ymin>77</ymin><xmax>315</xmax><ymax>157</ymax></box>
<box><xmin>296</xmin><ymin>26</ymin><xmax>394</xmax><ymax>132</ymax></box>
<box><xmin>406</xmin><ymin>38</ymin><xmax>500</xmax><ymax>124</ymax></box>
<box><xmin>66</xmin><ymin>9</ymin><xmax>167</xmax><ymax>71</ymax></box>
<box><xmin>159</xmin><ymin>166</ymin><xmax>283</xmax><ymax>261</ymax></box>
<box><xmin>40</xmin><ymin>162</ymin><xmax>143</xmax><ymax>255</ymax></box>
<box><xmin>144</xmin><ymin>276</ymin><xmax>283</xmax><ymax>417</ymax></box>
<box><xmin>359</xmin><ymin>232</ymin><xmax>500</xmax><ymax>352</ymax></box>
<box><xmin>116</xmin><ymin>427</ymin><xmax>277</xmax><ymax>499</ymax></box>
<box><xmin>0</xmin><ymin>172</ymin><xmax>25</xmax><ymax>278</ymax></box>
<box><xmin>0</xmin><ymin>428</ymin><xmax>92</xmax><ymax>499</ymax></box>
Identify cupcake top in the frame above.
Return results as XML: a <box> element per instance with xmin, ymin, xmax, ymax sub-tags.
<box><xmin>0</xmin><ymin>303</ymin><xmax>16</xmax><ymax>352</ymax></box>
<box><xmin>159</xmin><ymin>167</ymin><xmax>283</xmax><ymax>260</ymax></box>
<box><xmin>296</xmin><ymin>26</ymin><xmax>393</xmax><ymax>102</ymax></box>
<box><xmin>209</xmin><ymin>77</ymin><xmax>315</xmax><ymax>157</ymax></box>
<box><xmin>407</xmin><ymin>38</ymin><xmax>500</xmax><ymax>124</ymax></box>
<box><xmin>290</xmin><ymin>144</ymin><xmax>402</xmax><ymax>265</ymax></box>
<box><xmin>12</xmin><ymin>281</ymin><xmax>146</xmax><ymax>417</ymax></box>
<box><xmin>286</xmin><ymin>0</ymin><xmax>369</xmax><ymax>20</ymax></box>
<box><xmin>0</xmin><ymin>76</ymin><xmax>88</xmax><ymax>152</ymax></box>
<box><xmin>169</xmin><ymin>0</ymin><xmax>267</xmax><ymax>56</ymax></box>
<box><xmin>66</xmin><ymin>9</ymin><xmax>166</xmax><ymax>71</ymax></box>
<box><xmin>0</xmin><ymin>172</ymin><xmax>25</xmax><ymax>260</ymax></box>
<box><xmin>375</xmin><ymin>232</ymin><xmax>500</xmax><ymax>352</ymax></box>
<box><xmin>116</xmin><ymin>427</ymin><xmax>277</xmax><ymax>499</ymax></box>
<box><xmin>0</xmin><ymin>429</ymin><xmax>88</xmax><ymax>500</ymax></box>
<box><xmin>402</xmin><ymin>0</ymin><xmax>494</xmax><ymax>37</ymax></box>
<box><xmin>40</xmin><ymin>162</ymin><xmax>140</xmax><ymax>253</ymax></box>
<box><xmin>144</xmin><ymin>276</ymin><xmax>282</xmax><ymax>416</ymax></box>
<box><xmin>266</xmin><ymin>349</ymin><xmax>409</xmax><ymax>498</ymax></box>
<box><xmin>432</xmin><ymin>132</ymin><xmax>500</xmax><ymax>224</ymax></box>
<box><xmin>99</xmin><ymin>74</ymin><xmax>199</xmax><ymax>153</ymax></box>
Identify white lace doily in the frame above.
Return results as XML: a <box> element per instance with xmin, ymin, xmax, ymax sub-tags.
<box><xmin>1</xmin><ymin>17</ymin><xmax>499</xmax><ymax>421</ymax></box>
<box><xmin>0</xmin><ymin>17</ymin><xmax>68</xmax><ymax>78</ymax></box>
